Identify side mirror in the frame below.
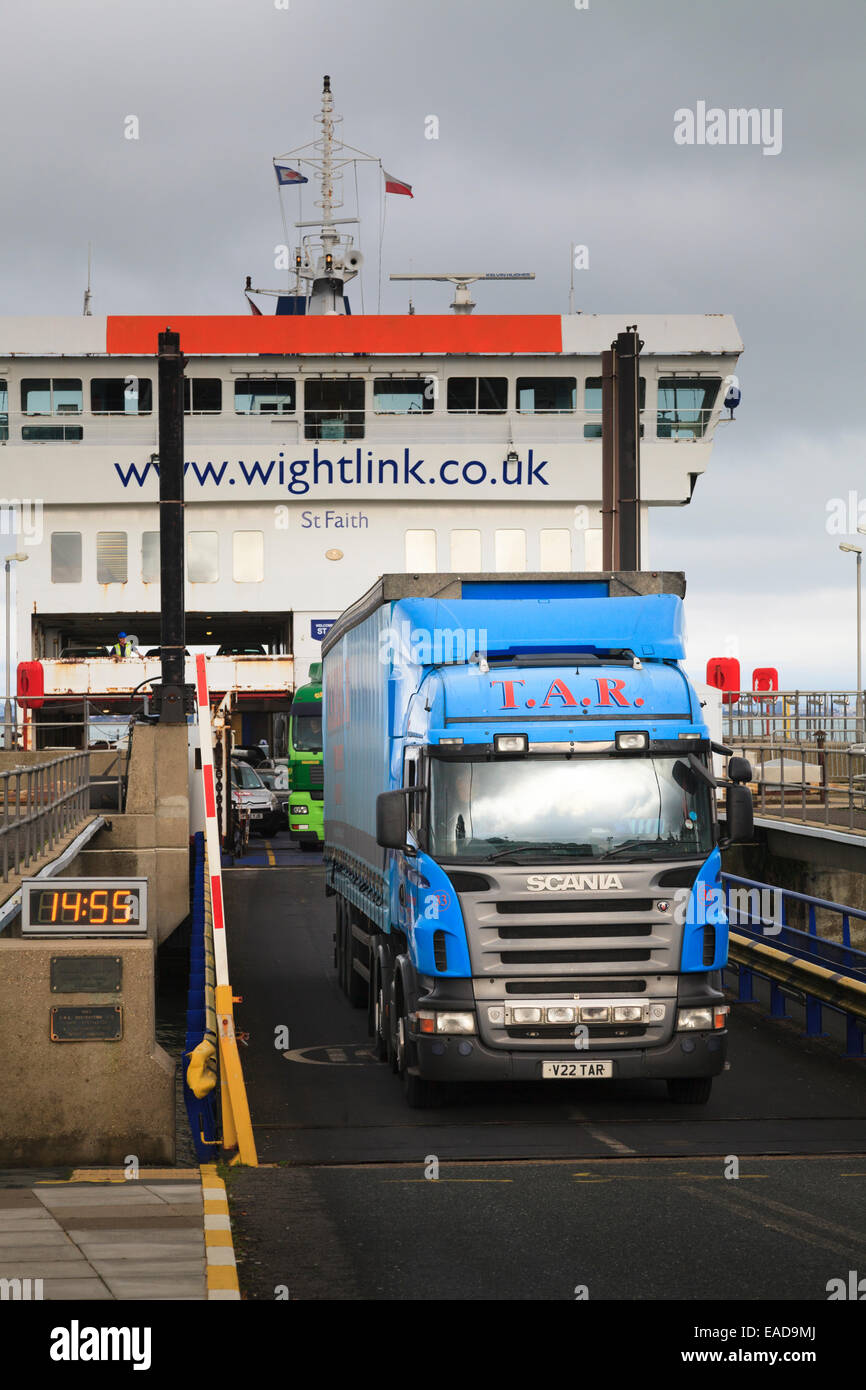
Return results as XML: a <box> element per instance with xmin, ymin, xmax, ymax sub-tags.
<box><xmin>726</xmin><ymin>782</ymin><xmax>754</xmax><ymax>844</ymax></box>
<box><xmin>728</xmin><ymin>756</ymin><xmax>752</xmax><ymax>784</ymax></box>
<box><xmin>376</xmin><ymin>790</ymin><xmax>408</xmax><ymax>849</ymax></box>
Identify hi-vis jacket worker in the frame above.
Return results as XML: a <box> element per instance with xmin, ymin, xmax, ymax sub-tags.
<box><xmin>112</xmin><ymin>632</ymin><xmax>133</xmax><ymax>657</ymax></box>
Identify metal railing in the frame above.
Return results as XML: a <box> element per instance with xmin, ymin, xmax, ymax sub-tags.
<box><xmin>717</xmin><ymin>742</ymin><xmax>866</xmax><ymax>832</ymax></box>
<box><xmin>0</xmin><ymin>752</ymin><xmax>91</xmax><ymax>881</ymax></box>
<box><xmin>722</xmin><ymin>872</ymin><xmax>866</xmax><ymax>1056</ymax></box>
<box><xmin>722</xmin><ymin>690</ymin><xmax>865</xmax><ymax>744</ymax></box>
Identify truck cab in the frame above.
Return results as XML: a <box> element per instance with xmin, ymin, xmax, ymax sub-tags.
<box><xmin>323</xmin><ymin>575</ymin><xmax>753</xmax><ymax>1107</ymax></box>
<box><xmin>287</xmin><ymin>663</ymin><xmax>324</xmax><ymax>847</ymax></box>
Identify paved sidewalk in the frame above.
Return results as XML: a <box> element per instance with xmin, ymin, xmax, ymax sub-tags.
<box><xmin>0</xmin><ymin>1167</ymin><xmax>229</xmax><ymax>1300</ymax></box>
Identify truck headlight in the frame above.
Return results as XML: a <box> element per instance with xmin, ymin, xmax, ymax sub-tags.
<box><xmin>677</xmin><ymin>1007</ymin><xmax>714</xmax><ymax>1031</ymax></box>
<box><xmin>416</xmin><ymin>1010</ymin><xmax>476</xmax><ymax>1035</ymax></box>
<box><xmin>289</xmin><ymin>803</ymin><xmax>308</xmax><ymax>814</ymax></box>
<box><xmin>546</xmin><ymin>1005</ymin><xmax>576</xmax><ymax>1023</ymax></box>
<box><xmin>511</xmin><ymin>1006</ymin><xmax>542</xmax><ymax>1024</ymax></box>
<box><xmin>613</xmin><ymin>1005</ymin><xmax>644</xmax><ymax>1022</ymax></box>
<box><xmin>579</xmin><ymin>1005</ymin><xmax>610</xmax><ymax>1023</ymax></box>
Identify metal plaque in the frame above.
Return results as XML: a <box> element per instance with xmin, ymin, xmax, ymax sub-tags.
<box><xmin>50</xmin><ymin>957</ymin><xmax>123</xmax><ymax>994</ymax></box>
<box><xmin>50</xmin><ymin>1006</ymin><xmax>123</xmax><ymax>1042</ymax></box>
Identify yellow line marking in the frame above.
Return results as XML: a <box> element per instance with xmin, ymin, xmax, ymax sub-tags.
<box><xmin>200</xmin><ymin>1166</ymin><xmax>240</xmax><ymax>1300</ymax></box>
<box><xmin>203</xmin><ymin>1230</ymin><xmax>235</xmax><ymax>1247</ymax></box>
<box><xmin>266</xmin><ymin>841</ymin><xmax>276</xmax><ymax>866</ymax></box>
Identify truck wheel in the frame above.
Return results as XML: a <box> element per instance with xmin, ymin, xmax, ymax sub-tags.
<box><xmin>666</xmin><ymin>1076</ymin><xmax>713</xmax><ymax>1104</ymax></box>
<box><xmin>396</xmin><ymin>1004</ymin><xmax>443</xmax><ymax>1109</ymax></box>
<box><xmin>346</xmin><ymin>911</ymin><xmax>368</xmax><ymax>1009</ymax></box>
<box><xmin>336</xmin><ymin>900</ymin><xmax>348</xmax><ymax>994</ymax></box>
<box><xmin>370</xmin><ymin>946</ymin><xmax>389</xmax><ymax>1061</ymax></box>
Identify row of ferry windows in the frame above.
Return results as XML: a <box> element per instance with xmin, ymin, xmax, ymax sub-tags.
<box><xmin>405</xmin><ymin>528</ymin><xmax>575</xmax><ymax>572</ymax></box>
<box><xmin>1</xmin><ymin>375</ymin><xmax>721</xmax><ymax>440</ymax></box>
<box><xmin>50</xmin><ymin>531</ymin><xmax>264</xmax><ymax>585</ymax></box>
<box><xmin>48</xmin><ymin>526</ymin><xmax>577</xmax><ymax>584</ymax></box>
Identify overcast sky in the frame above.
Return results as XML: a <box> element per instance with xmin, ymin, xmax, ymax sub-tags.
<box><xmin>1</xmin><ymin>0</ymin><xmax>864</xmax><ymax>687</ymax></box>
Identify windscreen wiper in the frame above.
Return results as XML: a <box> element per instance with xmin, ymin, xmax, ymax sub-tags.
<box><xmin>484</xmin><ymin>842</ymin><xmax>595</xmax><ymax>863</ymax></box>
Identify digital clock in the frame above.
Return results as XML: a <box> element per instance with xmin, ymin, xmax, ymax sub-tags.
<box><xmin>22</xmin><ymin>877</ymin><xmax>148</xmax><ymax>936</ymax></box>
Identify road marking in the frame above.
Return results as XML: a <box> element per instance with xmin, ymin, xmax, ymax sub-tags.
<box><xmin>680</xmin><ymin>1184</ymin><xmax>864</xmax><ymax>1261</ymax></box>
<box><xmin>266</xmin><ymin>841</ymin><xmax>276</xmax><ymax>866</ymax></box>
<box><xmin>282</xmin><ymin>1043</ymin><xmax>379</xmax><ymax>1066</ymax></box>
<box><xmin>386</xmin><ymin>1178</ymin><xmax>514</xmax><ymax>1183</ymax></box>
<box><xmin>727</xmin><ymin>1185</ymin><xmax>864</xmax><ymax>1243</ymax></box>
<box><xmin>585</xmin><ymin>1128</ymin><xmax>636</xmax><ymax>1155</ymax></box>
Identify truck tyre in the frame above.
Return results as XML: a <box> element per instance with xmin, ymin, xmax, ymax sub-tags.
<box><xmin>336</xmin><ymin>900</ymin><xmax>349</xmax><ymax>995</ymax></box>
<box><xmin>369</xmin><ymin>944</ymin><xmax>389</xmax><ymax>1061</ymax></box>
<box><xmin>395</xmin><ymin>998</ymin><xmax>444</xmax><ymax>1109</ymax></box>
<box><xmin>666</xmin><ymin>1076</ymin><xmax>713</xmax><ymax>1104</ymax></box>
<box><xmin>346</xmin><ymin>909</ymin><xmax>368</xmax><ymax>1009</ymax></box>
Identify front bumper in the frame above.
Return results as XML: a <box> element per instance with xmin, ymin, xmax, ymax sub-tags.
<box><xmin>410</xmin><ymin>1027</ymin><xmax>727</xmax><ymax>1082</ymax></box>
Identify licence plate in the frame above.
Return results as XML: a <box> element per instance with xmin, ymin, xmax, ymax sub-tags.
<box><xmin>250</xmin><ymin>812</ymin><xmax>263</xmax><ymax>820</ymax></box>
<box><xmin>542</xmin><ymin>1060</ymin><xmax>612</xmax><ymax>1079</ymax></box>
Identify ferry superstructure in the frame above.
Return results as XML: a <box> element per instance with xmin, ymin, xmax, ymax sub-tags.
<box><xmin>0</xmin><ymin>78</ymin><xmax>742</xmax><ymax>747</ymax></box>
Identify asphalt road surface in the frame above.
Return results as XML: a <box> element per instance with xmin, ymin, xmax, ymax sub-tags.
<box><xmin>223</xmin><ymin>859</ymin><xmax>866</xmax><ymax>1301</ymax></box>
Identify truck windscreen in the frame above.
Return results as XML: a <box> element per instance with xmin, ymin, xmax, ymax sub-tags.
<box><xmin>293</xmin><ymin>711</ymin><xmax>323</xmax><ymax>752</ymax></box>
<box><xmin>428</xmin><ymin>755</ymin><xmax>713</xmax><ymax>863</ymax></box>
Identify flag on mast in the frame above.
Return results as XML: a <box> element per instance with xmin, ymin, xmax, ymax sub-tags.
<box><xmin>383</xmin><ymin>170</ymin><xmax>413</xmax><ymax>197</ymax></box>
<box><xmin>274</xmin><ymin>163</ymin><xmax>309</xmax><ymax>186</ymax></box>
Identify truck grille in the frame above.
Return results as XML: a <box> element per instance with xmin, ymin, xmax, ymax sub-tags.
<box><xmin>445</xmin><ymin>859</ymin><xmax>689</xmax><ymax>1052</ymax></box>
<box><xmin>308</xmin><ymin>765</ymin><xmax>324</xmax><ymax>788</ymax></box>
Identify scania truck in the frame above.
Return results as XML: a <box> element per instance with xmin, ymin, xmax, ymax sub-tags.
<box><xmin>322</xmin><ymin>573</ymin><xmax>753</xmax><ymax>1107</ymax></box>
<box><xmin>287</xmin><ymin>663</ymin><xmax>324</xmax><ymax>847</ymax></box>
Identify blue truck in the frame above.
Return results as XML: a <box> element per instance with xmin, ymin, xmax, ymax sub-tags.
<box><xmin>322</xmin><ymin>573</ymin><xmax>753</xmax><ymax>1108</ymax></box>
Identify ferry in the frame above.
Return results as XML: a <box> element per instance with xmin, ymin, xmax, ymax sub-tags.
<box><xmin>1</xmin><ymin>76</ymin><xmax>742</xmax><ymax>755</ymax></box>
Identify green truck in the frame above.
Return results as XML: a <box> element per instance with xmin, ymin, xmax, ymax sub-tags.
<box><xmin>287</xmin><ymin>662</ymin><xmax>324</xmax><ymax>847</ymax></box>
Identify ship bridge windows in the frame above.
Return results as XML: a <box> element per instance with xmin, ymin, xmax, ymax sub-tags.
<box><xmin>51</xmin><ymin>533</ymin><xmax>82</xmax><ymax>584</ymax></box>
<box><xmin>373</xmin><ymin>378</ymin><xmax>433</xmax><ymax>414</ymax></box>
<box><xmin>97</xmin><ymin>532</ymin><xmax>128</xmax><ymax>585</ymax></box>
<box><xmin>21</xmin><ymin>378</ymin><xmax>84</xmax><ymax>438</ymax></box>
<box><xmin>405</xmin><ymin>529</ymin><xmax>437</xmax><ymax>571</ymax></box>
<box><xmin>0</xmin><ymin>381</ymin><xmax>7</xmax><ymax>441</ymax></box>
<box><xmin>22</xmin><ymin>378</ymin><xmax>83</xmax><ymax>415</ymax></box>
<box><xmin>657</xmin><ymin>377</ymin><xmax>721</xmax><ymax>439</ymax></box>
<box><xmin>183</xmin><ymin>379</ymin><xmax>223</xmax><ymax>414</ymax></box>
<box><xmin>304</xmin><ymin>377</ymin><xmax>365</xmax><ymax>440</ymax></box>
<box><xmin>447</xmin><ymin>377</ymin><xmax>507</xmax><ymax>414</ymax></box>
<box><xmin>235</xmin><ymin>378</ymin><xmax>296</xmax><ymax>414</ymax></box>
<box><xmin>584</xmin><ymin>377</ymin><xmax>646</xmax><ymax>439</ymax></box>
<box><xmin>233</xmin><ymin>531</ymin><xmax>264</xmax><ymax>583</ymax></box>
<box><xmin>516</xmin><ymin>377</ymin><xmax>576</xmax><ymax>413</ymax></box>
<box><xmin>91</xmin><ymin>378</ymin><xmax>153</xmax><ymax>414</ymax></box>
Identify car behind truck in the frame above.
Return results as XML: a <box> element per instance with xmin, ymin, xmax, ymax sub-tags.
<box><xmin>323</xmin><ymin>573</ymin><xmax>753</xmax><ymax>1108</ymax></box>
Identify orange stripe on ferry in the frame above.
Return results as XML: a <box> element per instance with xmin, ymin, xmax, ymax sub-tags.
<box><xmin>106</xmin><ymin>314</ymin><xmax>563</xmax><ymax>356</ymax></box>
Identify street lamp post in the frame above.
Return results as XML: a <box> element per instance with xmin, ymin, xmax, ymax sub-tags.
<box><xmin>840</xmin><ymin>540</ymin><xmax>863</xmax><ymax>742</ymax></box>
<box><xmin>4</xmin><ymin>552</ymin><xmax>29</xmax><ymax>750</ymax></box>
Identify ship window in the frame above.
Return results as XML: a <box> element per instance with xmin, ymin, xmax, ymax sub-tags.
<box><xmin>97</xmin><ymin>532</ymin><xmax>128</xmax><ymax>585</ymax></box>
<box><xmin>0</xmin><ymin>381</ymin><xmax>7</xmax><ymax>441</ymax></box>
<box><xmin>583</xmin><ymin>377</ymin><xmax>646</xmax><ymax>438</ymax></box>
<box><xmin>21</xmin><ymin>378</ymin><xmax>83</xmax><ymax>415</ymax></box>
<box><xmin>233</xmin><ymin>531</ymin><xmax>264</xmax><ymax>583</ymax></box>
<box><xmin>51</xmin><ymin>532</ymin><xmax>82</xmax><ymax>583</ymax></box>
<box><xmin>22</xmin><ymin>425</ymin><xmax>83</xmax><ymax>441</ymax></box>
<box><xmin>516</xmin><ymin>377</ymin><xmax>576</xmax><ymax>413</ymax></box>
<box><xmin>91</xmin><ymin>378</ymin><xmax>153</xmax><ymax>414</ymax></box>
<box><xmin>234</xmin><ymin>379</ymin><xmax>296</xmax><ymax>414</ymax></box>
<box><xmin>539</xmin><ymin>529</ymin><xmax>572</xmax><ymax>570</ymax></box>
<box><xmin>304</xmin><ymin>377</ymin><xmax>365</xmax><ymax>440</ymax></box>
<box><xmin>495</xmin><ymin>529</ymin><xmax>526</xmax><ymax>571</ymax></box>
<box><xmin>183</xmin><ymin>379</ymin><xmax>223</xmax><ymax>414</ymax></box>
<box><xmin>446</xmin><ymin>378</ymin><xmax>507</xmax><ymax>413</ymax></box>
<box><xmin>142</xmin><ymin>531</ymin><xmax>160</xmax><ymax>584</ymax></box>
<box><xmin>188</xmin><ymin>531</ymin><xmax>219</xmax><ymax>583</ymax></box>
<box><xmin>450</xmin><ymin>529</ymin><xmax>482</xmax><ymax>570</ymax></box>
<box><xmin>657</xmin><ymin>377</ymin><xmax>721</xmax><ymax>439</ymax></box>
<box><xmin>373</xmin><ymin>378</ymin><xmax>433</xmax><ymax>414</ymax></box>
<box><xmin>405</xmin><ymin>530</ymin><xmax>437</xmax><ymax>571</ymax></box>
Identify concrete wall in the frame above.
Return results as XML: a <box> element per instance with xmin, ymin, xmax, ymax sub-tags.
<box><xmin>81</xmin><ymin>724</ymin><xmax>190</xmax><ymax>944</ymax></box>
<box><xmin>0</xmin><ymin>938</ymin><xmax>175</xmax><ymax>1166</ymax></box>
